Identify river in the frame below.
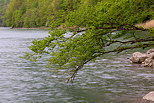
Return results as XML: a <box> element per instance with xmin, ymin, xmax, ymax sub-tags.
<box><xmin>0</xmin><ymin>27</ymin><xmax>154</xmax><ymax>103</ymax></box>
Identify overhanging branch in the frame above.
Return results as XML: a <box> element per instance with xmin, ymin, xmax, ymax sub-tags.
<box><xmin>106</xmin><ymin>37</ymin><xmax>154</xmax><ymax>46</ymax></box>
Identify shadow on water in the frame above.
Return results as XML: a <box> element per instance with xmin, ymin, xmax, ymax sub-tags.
<box><xmin>0</xmin><ymin>27</ymin><xmax>153</xmax><ymax>103</ymax></box>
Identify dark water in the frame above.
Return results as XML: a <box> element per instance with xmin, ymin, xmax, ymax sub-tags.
<box><xmin>0</xmin><ymin>27</ymin><xmax>154</xmax><ymax>103</ymax></box>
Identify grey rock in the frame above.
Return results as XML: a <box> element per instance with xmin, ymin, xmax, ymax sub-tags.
<box><xmin>130</xmin><ymin>52</ymin><xmax>147</xmax><ymax>64</ymax></box>
<box><xmin>130</xmin><ymin>49</ymin><xmax>154</xmax><ymax>67</ymax></box>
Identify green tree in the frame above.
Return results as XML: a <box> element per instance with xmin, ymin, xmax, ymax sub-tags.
<box><xmin>0</xmin><ymin>0</ymin><xmax>10</xmax><ymax>26</ymax></box>
<box><xmin>27</xmin><ymin>0</ymin><xmax>154</xmax><ymax>81</ymax></box>
<box><xmin>3</xmin><ymin>0</ymin><xmax>81</xmax><ymax>27</ymax></box>
<box><xmin>4</xmin><ymin>0</ymin><xmax>24</xmax><ymax>27</ymax></box>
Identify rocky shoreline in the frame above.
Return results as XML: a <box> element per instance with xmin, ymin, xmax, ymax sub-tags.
<box><xmin>130</xmin><ymin>49</ymin><xmax>154</xmax><ymax>103</ymax></box>
<box><xmin>11</xmin><ymin>27</ymin><xmax>50</xmax><ymax>30</ymax></box>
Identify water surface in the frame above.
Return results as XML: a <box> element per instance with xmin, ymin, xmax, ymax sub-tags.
<box><xmin>0</xmin><ymin>27</ymin><xmax>153</xmax><ymax>103</ymax></box>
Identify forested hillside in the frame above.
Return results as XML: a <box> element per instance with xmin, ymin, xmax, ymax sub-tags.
<box><xmin>3</xmin><ymin>0</ymin><xmax>101</xmax><ymax>27</ymax></box>
<box><xmin>4</xmin><ymin>0</ymin><xmax>154</xmax><ymax>28</ymax></box>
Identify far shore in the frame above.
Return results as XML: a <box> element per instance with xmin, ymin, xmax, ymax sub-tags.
<box><xmin>2</xmin><ymin>19</ymin><xmax>154</xmax><ymax>30</ymax></box>
<box><xmin>10</xmin><ymin>27</ymin><xmax>51</xmax><ymax>30</ymax></box>
<box><xmin>13</xmin><ymin>19</ymin><xmax>154</xmax><ymax>30</ymax></box>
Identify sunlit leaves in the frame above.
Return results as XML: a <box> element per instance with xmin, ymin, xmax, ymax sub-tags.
<box><xmin>23</xmin><ymin>0</ymin><xmax>154</xmax><ymax>81</ymax></box>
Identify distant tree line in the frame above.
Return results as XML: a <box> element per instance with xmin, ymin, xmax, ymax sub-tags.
<box><xmin>1</xmin><ymin>0</ymin><xmax>101</xmax><ymax>27</ymax></box>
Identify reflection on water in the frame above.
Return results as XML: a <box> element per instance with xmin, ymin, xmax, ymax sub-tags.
<box><xmin>0</xmin><ymin>27</ymin><xmax>154</xmax><ymax>103</ymax></box>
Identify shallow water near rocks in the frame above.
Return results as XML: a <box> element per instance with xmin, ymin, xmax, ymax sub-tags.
<box><xmin>0</xmin><ymin>27</ymin><xmax>153</xmax><ymax>103</ymax></box>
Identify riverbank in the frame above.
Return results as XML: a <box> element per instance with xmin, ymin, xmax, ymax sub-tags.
<box><xmin>136</xmin><ymin>20</ymin><xmax>154</xmax><ymax>29</ymax></box>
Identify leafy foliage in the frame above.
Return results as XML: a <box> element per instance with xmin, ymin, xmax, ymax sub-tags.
<box><xmin>23</xmin><ymin>0</ymin><xmax>154</xmax><ymax>81</ymax></box>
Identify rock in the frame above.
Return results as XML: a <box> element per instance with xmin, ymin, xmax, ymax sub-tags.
<box><xmin>147</xmin><ymin>49</ymin><xmax>154</xmax><ymax>55</ymax></box>
<box><xmin>142</xmin><ymin>58</ymin><xmax>154</xmax><ymax>67</ymax></box>
<box><xmin>147</xmin><ymin>49</ymin><xmax>154</xmax><ymax>59</ymax></box>
<box><xmin>142</xmin><ymin>49</ymin><xmax>154</xmax><ymax>67</ymax></box>
<box><xmin>130</xmin><ymin>49</ymin><xmax>154</xmax><ymax>67</ymax></box>
<box><xmin>130</xmin><ymin>52</ymin><xmax>147</xmax><ymax>64</ymax></box>
<box><xmin>143</xmin><ymin>92</ymin><xmax>154</xmax><ymax>101</ymax></box>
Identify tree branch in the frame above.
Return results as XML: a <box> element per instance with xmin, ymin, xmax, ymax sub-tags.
<box><xmin>106</xmin><ymin>37</ymin><xmax>154</xmax><ymax>46</ymax></box>
<box><xmin>67</xmin><ymin>42</ymin><xmax>154</xmax><ymax>82</ymax></box>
